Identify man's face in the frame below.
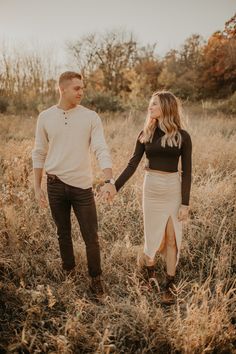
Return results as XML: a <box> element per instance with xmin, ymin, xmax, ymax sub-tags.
<box><xmin>61</xmin><ymin>78</ymin><xmax>84</xmax><ymax>105</ymax></box>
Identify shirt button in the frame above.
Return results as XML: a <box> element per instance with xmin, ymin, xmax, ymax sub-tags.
<box><xmin>65</xmin><ymin>122</ymin><xmax>67</xmax><ymax>125</ymax></box>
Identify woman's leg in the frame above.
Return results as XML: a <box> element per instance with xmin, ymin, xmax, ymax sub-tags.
<box><xmin>165</xmin><ymin>216</ymin><xmax>177</xmax><ymax>276</ymax></box>
<box><xmin>143</xmin><ymin>254</ymin><xmax>157</xmax><ymax>281</ymax></box>
<box><xmin>144</xmin><ymin>254</ymin><xmax>156</xmax><ymax>267</ymax></box>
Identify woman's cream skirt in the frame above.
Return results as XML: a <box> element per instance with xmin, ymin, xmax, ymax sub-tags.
<box><xmin>143</xmin><ymin>170</ymin><xmax>182</xmax><ymax>266</ymax></box>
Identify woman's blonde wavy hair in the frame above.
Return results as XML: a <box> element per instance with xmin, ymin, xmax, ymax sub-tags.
<box><xmin>139</xmin><ymin>91</ymin><xmax>184</xmax><ymax>148</ymax></box>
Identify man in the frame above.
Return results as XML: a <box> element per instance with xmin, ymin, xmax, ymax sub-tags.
<box><xmin>32</xmin><ymin>71</ymin><xmax>116</xmax><ymax>297</ymax></box>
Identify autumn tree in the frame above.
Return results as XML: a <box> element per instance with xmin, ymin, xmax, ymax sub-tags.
<box><xmin>158</xmin><ymin>35</ymin><xmax>205</xmax><ymax>99</ymax></box>
<box><xmin>200</xmin><ymin>14</ymin><xmax>236</xmax><ymax>97</ymax></box>
<box><xmin>68</xmin><ymin>30</ymin><xmax>138</xmax><ymax>95</ymax></box>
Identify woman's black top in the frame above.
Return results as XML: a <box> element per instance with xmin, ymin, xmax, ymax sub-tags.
<box><xmin>115</xmin><ymin>125</ymin><xmax>192</xmax><ymax>205</ymax></box>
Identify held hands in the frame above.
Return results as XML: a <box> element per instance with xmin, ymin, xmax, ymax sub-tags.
<box><xmin>100</xmin><ymin>183</ymin><xmax>117</xmax><ymax>204</ymax></box>
<box><xmin>178</xmin><ymin>205</ymin><xmax>190</xmax><ymax>222</ymax></box>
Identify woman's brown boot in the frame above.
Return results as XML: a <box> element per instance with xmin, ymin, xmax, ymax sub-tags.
<box><xmin>160</xmin><ymin>274</ymin><xmax>176</xmax><ymax>305</ymax></box>
<box><xmin>145</xmin><ymin>265</ymin><xmax>160</xmax><ymax>291</ymax></box>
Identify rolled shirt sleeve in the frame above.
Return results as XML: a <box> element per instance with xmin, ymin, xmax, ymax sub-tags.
<box><xmin>90</xmin><ymin>113</ymin><xmax>112</xmax><ymax>170</ymax></box>
<box><xmin>32</xmin><ymin>113</ymin><xmax>48</xmax><ymax>168</ymax></box>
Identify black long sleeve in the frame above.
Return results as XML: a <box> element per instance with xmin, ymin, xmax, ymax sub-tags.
<box><xmin>115</xmin><ymin>133</ymin><xmax>145</xmax><ymax>191</ymax></box>
<box><xmin>180</xmin><ymin>131</ymin><xmax>192</xmax><ymax>205</ymax></box>
<box><xmin>115</xmin><ymin>127</ymin><xmax>192</xmax><ymax>206</ymax></box>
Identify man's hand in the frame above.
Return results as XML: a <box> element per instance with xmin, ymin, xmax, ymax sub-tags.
<box><xmin>35</xmin><ymin>187</ymin><xmax>48</xmax><ymax>208</ymax></box>
<box><xmin>178</xmin><ymin>205</ymin><xmax>189</xmax><ymax>222</ymax></box>
<box><xmin>100</xmin><ymin>183</ymin><xmax>117</xmax><ymax>203</ymax></box>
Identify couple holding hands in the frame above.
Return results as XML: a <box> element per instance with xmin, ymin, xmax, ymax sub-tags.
<box><xmin>32</xmin><ymin>71</ymin><xmax>192</xmax><ymax>304</ymax></box>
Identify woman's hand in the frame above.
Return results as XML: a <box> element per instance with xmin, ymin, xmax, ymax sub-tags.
<box><xmin>178</xmin><ymin>205</ymin><xmax>190</xmax><ymax>222</ymax></box>
<box><xmin>100</xmin><ymin>183</ymin><xmax>117</xmax><ymax>203</ymax></box>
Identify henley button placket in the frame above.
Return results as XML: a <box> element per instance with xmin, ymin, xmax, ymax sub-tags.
<box><xmin>64</xmin><ymin>112</ymin><xmax>68</xmax><ymax>125</ymax></box>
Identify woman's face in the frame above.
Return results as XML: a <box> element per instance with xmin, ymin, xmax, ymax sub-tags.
<box><xmin>148</xmin><ymin>96</ymin><xmax>162</xmax><ymax>121</ymax></box>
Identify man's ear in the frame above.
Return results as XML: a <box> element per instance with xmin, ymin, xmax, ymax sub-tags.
<box><xmin>59</xmin><ymin>84</ymin><xmax>65</xmax><ymax>94</ymax></box>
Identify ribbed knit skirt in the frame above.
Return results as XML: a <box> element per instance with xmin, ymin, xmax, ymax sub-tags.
<box><xmin>142</xmin><ymin>170</ymin><xmax>182</xmax><ymax>266</ymax></box>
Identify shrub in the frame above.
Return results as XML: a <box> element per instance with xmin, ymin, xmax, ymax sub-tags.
<box><xmin>0</xmin><ymin>96</ymin><xmax>9</xmax><ymax>113</ymax></box>
<box><xmin>82</xmin><ymin>92</ymin><xmax>125</xmax><ymax>112</ymax></box>
<box><xmin>218</xmin><ymin>91</ymin><xmax>236</xmax><ymax>114</ymax></box>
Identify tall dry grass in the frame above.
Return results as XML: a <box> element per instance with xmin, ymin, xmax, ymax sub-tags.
<box><xmin>0</xmin><ymin>105</ymin><xmax>235</xmax><ymax>353</ymax></box>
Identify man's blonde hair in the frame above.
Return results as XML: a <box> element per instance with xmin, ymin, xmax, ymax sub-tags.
<box><xmin>58</xmin><ymin>71</ymin><xmax>83</xmax><ymax>86</ymax></box>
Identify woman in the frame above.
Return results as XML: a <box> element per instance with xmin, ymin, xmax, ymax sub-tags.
<box><xmin>115</xmin><ymin>91</ymin><xmax>192</xmax><ymax>304</ymax></box>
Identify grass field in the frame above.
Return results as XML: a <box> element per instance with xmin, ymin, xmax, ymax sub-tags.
<box><xmin>0</xmin><ymin>105</ymin><xmax>235</xmax><ymax>353</ymax></box>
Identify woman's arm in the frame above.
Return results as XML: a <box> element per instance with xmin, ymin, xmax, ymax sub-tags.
<box><xmin>115</xmin><ymin>132</ymin><xmax>145</xmax><ymax>192</ymax></box>
<box><xmin>181</xmin><ymin>131</ymin><xmax>192</xmax><ymax>206</ymax></box>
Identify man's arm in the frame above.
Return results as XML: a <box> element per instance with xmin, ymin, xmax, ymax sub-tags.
<box><xmin>90</xmin><ymin>113</ymin><xmax>112</xmax><ymax>170</ymax></box>
<box><xmin>103</xmin><ymin>168</ymin><xmax>113</xmax><ymax>181</ymax></box>
<box><xmin>32</xmin><ymin>113</ymin><xmax>48</xmax><ymax>207</ymax></box>
<box><xmin>33</xmin><ymin>168</ymin><xmax>47</xmax><ymax>207</ymax></box>
<box><xmin>90</xmin><ymin>113</ymin><xmax>116</xmax><ymax>201</ymax></box>
<box><xmin>101</xmin><ymin>167</ymin><xmax>117</xmax><ymax>202</ymax></box>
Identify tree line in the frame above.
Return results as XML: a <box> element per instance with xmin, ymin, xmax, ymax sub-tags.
<box><xmin>0</xmin><ymin>14</ymin><xmax>235</xmax><ymax>113</ymax></box>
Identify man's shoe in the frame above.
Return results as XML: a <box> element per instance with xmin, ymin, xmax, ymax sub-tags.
<box><xmin>89</xmin><ymin>275</ymin><xmax>105</xmax><ymax>298</ymax></box>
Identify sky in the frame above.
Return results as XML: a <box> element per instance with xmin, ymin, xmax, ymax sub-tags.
<box><xmin>0</xmin><ymin>0</ymin><xmax>235</xmax><ymax>69</ymax></box>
